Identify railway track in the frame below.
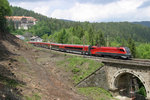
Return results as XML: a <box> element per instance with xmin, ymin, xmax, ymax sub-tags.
<box><xmin>36</xmin><ymin>46</ymin><xmax>150</xmax><ymax>66</ymax></box>
<box><xmin>61</xmin><ymin>51</ymin><xmax>150</xmax><ymax>66</ymax></box>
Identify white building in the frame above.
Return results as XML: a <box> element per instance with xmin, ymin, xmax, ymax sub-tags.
<box><xmin>30</xmin><ymin>36</ymin><xmax>43</xmax><ymax>42</ymax></box>
<box><xmin>6</xmin><ymin>16</ymin><xmax>37</xmax><ymax>30</ymax></box>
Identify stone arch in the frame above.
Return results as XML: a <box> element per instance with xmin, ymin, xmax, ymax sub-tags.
<box><xmin>110</xmin><ymin>69</ymin><xmax>150</xmax><ymax>98</ymax></box>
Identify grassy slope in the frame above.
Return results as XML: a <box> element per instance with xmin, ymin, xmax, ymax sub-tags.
<box><xmin>78</xmin><ymin>87</ymin><xmax>116</xmax><ymax>100</ymax></box>
<box><xmin>57</xmin><ymin>55</ymin><xmax>116</xmax><ymax>100</ymax></box>
<box><xmin>57</xmin><ymin>56</ymin><xmax>103</xmax><ymax>84</ymax></box>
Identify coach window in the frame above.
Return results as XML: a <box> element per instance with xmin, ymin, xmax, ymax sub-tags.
<box><xmin>91</xmin><ymin>48</ymin><xmax>95</xmax><ymax>49</ymax></box>
<box><xmin>120</xmin><ymin>49</ymin><xmax>125</xmax><ymax>52</ymax></box>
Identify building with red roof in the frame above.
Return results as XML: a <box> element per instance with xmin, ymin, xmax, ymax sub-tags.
<box><xmin>6</xmin><ymin>16</ymin><xmax>38</xmax><ymax>30</ymax></box>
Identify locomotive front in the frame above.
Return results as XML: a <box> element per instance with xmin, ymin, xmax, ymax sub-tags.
<box><xmin>121</xmin><ymin>47</ymin><xmax>132</xmax><ymax>59</ymax></box>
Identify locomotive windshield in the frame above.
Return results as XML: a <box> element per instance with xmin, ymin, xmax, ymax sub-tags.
<box><xmin>125</xmin><ymin>47</ymin><xmax>131</xmax><ymax>54</ymax></box>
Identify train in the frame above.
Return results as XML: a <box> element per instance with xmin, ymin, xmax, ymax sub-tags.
<box><xmin>28</xmin><ymin>41</ymin><xmax>132</xmax><ymax>59</ymax></box>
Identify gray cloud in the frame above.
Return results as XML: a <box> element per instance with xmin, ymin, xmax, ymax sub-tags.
<box><xmin>8</xmin><ymin>0</ymin><xmax>49</xmax><ymax>2</ymax></box>
<box><xmin>8</xmin><ymin>0</ymin><xmax>150</xmax><ymax>22</ymax></box>
<box><xmin>77</xmin><ymin>0</ymin><xmax>119</xmax><ymax>4</ymax></box>
<box><xmin>139</xmin><ymin>0</ymin><xmax>150</xmax><ymax>8</ymax></box>
<box><xmin>8</xmin><ymin>0</ymin><xmax>118</xmax><ymax>4</ymax></box>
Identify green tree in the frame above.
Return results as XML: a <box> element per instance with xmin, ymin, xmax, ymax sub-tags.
<box><xmin>13</xmin><ymin>29</ymin><xmax>24</xmax><ymax>35</ymax></box>
<box><xmin>77</xmin><ymin>26</ymin><xmax>84</xmax><ymax>39</ymax></box>
<box><xmin>7</xmin><ymin>19</ymin><xmax>15</xmax><ymax>32</ymax></box>
<box><xmin>42</xmin><ymin>34</ymin><xmax>49</xmax><ymax>42</ymax></box>
<box><xmin>58</xmin><ymin>29</ymin><xmax>66</xmax><ymax>43</ymax></box>
<box><xmin>0</xmin><ymin>0</ymin><xmax>11</xmax><ymax>32</ymax></box>
<box><xmin>99</xmin><ymin>31</ymin><xmax>105</xmax><ymax>46</ymax></box>
<box><xmin>136</xmin><ymin>43</ymin><xmax>150</xmax><ymax>59</ymax></box>
<box><xmin>71</xmin><ymin>26</ymin><xmax>84</xmax><ymax>39</ymax></box>
<box><xmin>128</xmin><ymin>38</ymin><xmax>136</xmax><ymax>57</ymax></box>
<box><xmin>70</xmin><ymin>36</ymin><xmax>81</xmax><ymax>44</ymax></box>
<box><xmin>88</xmin><ymin>27</ymin><xmax>94</xmax><ymax>46</ymax></box>
<box><xmin>138</xmin><ymin>86</ymin><xmax>146</xmax><ymax>97</ymax></box>
<box><xmin>121</xmin><ymin>38</ymin><xmax>127</xmax><ymax>47</ymax></box>
<box><xmin>95</xmin><ymin>30</ymin><xmax>106</xmax><ymax>46</ymax></box>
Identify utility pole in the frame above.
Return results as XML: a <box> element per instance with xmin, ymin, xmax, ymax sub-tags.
<box><xmin>72</xmin><ymin>36</ymin><xmax>74</xmax><ymax>44</ymax></box>
<box><xmin>49</xmin><ymin>37</ymin><xmax>54</xmax><ymax>51</ymax></box>
<box><xmin>106</xmin><ymin>35</ymin><xmax>109</xmax><ymax>47</ymax></box>
<box><xmin>49</xmin><ymin>38</ymin><xmax>51</xmax><ymax>51</ymax></box>
<box><xmin>83</xmin><ymin>36</ymin><xmax>85</xmax><ymax>58</ymax></box>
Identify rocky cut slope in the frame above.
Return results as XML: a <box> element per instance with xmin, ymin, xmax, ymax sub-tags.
<box><xmin>0</xmin><ymin>32</ymin><xmax>89</xmax><ymax>100</ymax></box>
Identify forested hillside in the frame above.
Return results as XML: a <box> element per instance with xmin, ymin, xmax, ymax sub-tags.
<box><xmin>8</xmin><ymin>6</ymin><xmax>150</xmax><ymax>58</ymax></box>
<box><xmin>133</xmin><ymin>21</ymin><xmax>150</xmax><ymax>27</ymax></box>
<box><xmin>11</xmin><ymin>6</ymin><xmax>150</xmax><ymax>43</ymax></box>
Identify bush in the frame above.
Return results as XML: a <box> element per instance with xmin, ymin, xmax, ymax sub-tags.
<box><xmin>0</xmin><ymin>0</ymin><xmax>11</xmax><ymax>32</ymax></box>
<box><xmin>136</xmin><ymin>43</ymin><xmax>150</xmax><ymax>59</ymax></box>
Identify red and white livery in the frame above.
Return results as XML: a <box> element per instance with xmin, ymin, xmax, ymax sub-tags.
<box><xmin>28</xmin><ymin>41</ymin><xmax>132</xmax><ymax>59</ymax></box>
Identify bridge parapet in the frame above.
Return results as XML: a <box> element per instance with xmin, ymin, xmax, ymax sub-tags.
<box><xmin>76</xmin><ymin>59</ymin><xmax>150</xmax><ymax>100</ymax></box>
<box><xmin>103</xmin><ymin>61</ymin><xmax>150</xmax><ymax>100</ymax></box>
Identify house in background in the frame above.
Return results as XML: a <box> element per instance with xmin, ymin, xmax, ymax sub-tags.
<box><xmin>30</xmin><ymin>36</ymin><xmax>43</xmax><ymax>42</ymax></box>
<box><xmin>6</xmin><ymin>16</ymin><xmax>37</xmax><ymax>30</ymax></box>
<box><xmin>15</xmin><ymin>35</ymin><xmax>25</xmax><ymax>40</ymax></box>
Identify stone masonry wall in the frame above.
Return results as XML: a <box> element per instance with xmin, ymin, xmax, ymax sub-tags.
<box><xmin>76</xmin><ymin>66</ymin><xmax>109</xmax><ymax>90</ymax></box>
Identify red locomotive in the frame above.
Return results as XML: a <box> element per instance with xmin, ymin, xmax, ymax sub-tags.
<box><xmin>28</xmin><ymin>41</ymin><xmax>132</xmax><ymax>59</ymax></box>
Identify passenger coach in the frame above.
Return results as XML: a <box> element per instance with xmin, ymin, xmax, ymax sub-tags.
<box><xmin>28</xmin><ymin>42</ymin><xmax>132</xmax><ymax>59</ymax></box>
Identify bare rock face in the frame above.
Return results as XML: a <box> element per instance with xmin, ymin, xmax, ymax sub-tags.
<box><xmin>0</xmin><ymin>33</ymin><xmax>89</xmax><ymax>100</ymax></box>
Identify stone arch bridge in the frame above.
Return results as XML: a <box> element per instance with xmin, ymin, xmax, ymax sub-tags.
<box><xmin>76</xmin><ymin>59</ymin><xmax>150</xmax><ymax>100</ymax></box>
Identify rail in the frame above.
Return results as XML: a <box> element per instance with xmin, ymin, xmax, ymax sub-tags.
<box><xmin>32</xmin><ymin>44</ymin><xmax>150</xmax><ymax>67</ymax></box>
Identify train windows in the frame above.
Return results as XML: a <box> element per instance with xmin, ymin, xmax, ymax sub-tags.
<box><xmin>91</xmin><ymin>48</ymin><xmax>95</xmax><ymax>49</ymax></box>
<box><xmin>120</xmin><ymin>49</ymin><xmax>125</xmax><ymax>52</ymax></box>
<box><xmin>65</xmin><ymin>47</ymin><xmax>82</xmax><ymax>50</ymax></box>
<box><xmin>74</xmin><ymin>48</ymin><xmax>82</xmax><ymax>50</ymax></box>
<box><xmin>52</xmin><ymin>45</ymin><xmax>59</xmax><ymax>48</ymax></box>
<box><xmin>65</xmin><ymin>47</ymin><xmax>74</xmax><ymax>49</ymax></box>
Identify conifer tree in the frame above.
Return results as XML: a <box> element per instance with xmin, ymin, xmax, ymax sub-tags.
<box><xmin>0</xmin><ymin>0</ymin><xmax>11</xmax><ymax>32</ymax></box>
<box><xmin>95</xmin><ymin>30</ymin><xmax>106</xmax><ymax>46</ymax></box>
<box><xmin>128</xmin><ymin>38</ymin><xmax>136</xmax><ymax>57</ymax></box>
<box><xmin>58</xmin><ymin>29</ymin><xmax>66</xmax><ymax>43</ymax></box>
<box><xmin>99</xmin><ymin>31</ymin><xmax>106</xmax><ymax>46</ymax></box>
<box><xmin>88</xmin><ymin>27</ymin><xmax>94</xmax><ymax>46</ymax></box>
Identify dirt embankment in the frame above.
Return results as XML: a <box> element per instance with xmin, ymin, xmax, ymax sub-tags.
<box><xmin>0</xmin><ymin>33</ymin><xmax>88</xmax><ymax>100</ymax></box>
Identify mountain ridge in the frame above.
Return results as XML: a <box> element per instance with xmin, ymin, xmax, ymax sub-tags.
<box><xmin>132</xmin><ymin>21</ymin><xmax>150</xmax><ymax>27</ymax></box>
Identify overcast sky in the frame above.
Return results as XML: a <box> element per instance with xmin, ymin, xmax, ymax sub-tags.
<box><xmin>8</xmin><ymin>0</ymin><xmax>150</xmax><ymax>22</ymax></box>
